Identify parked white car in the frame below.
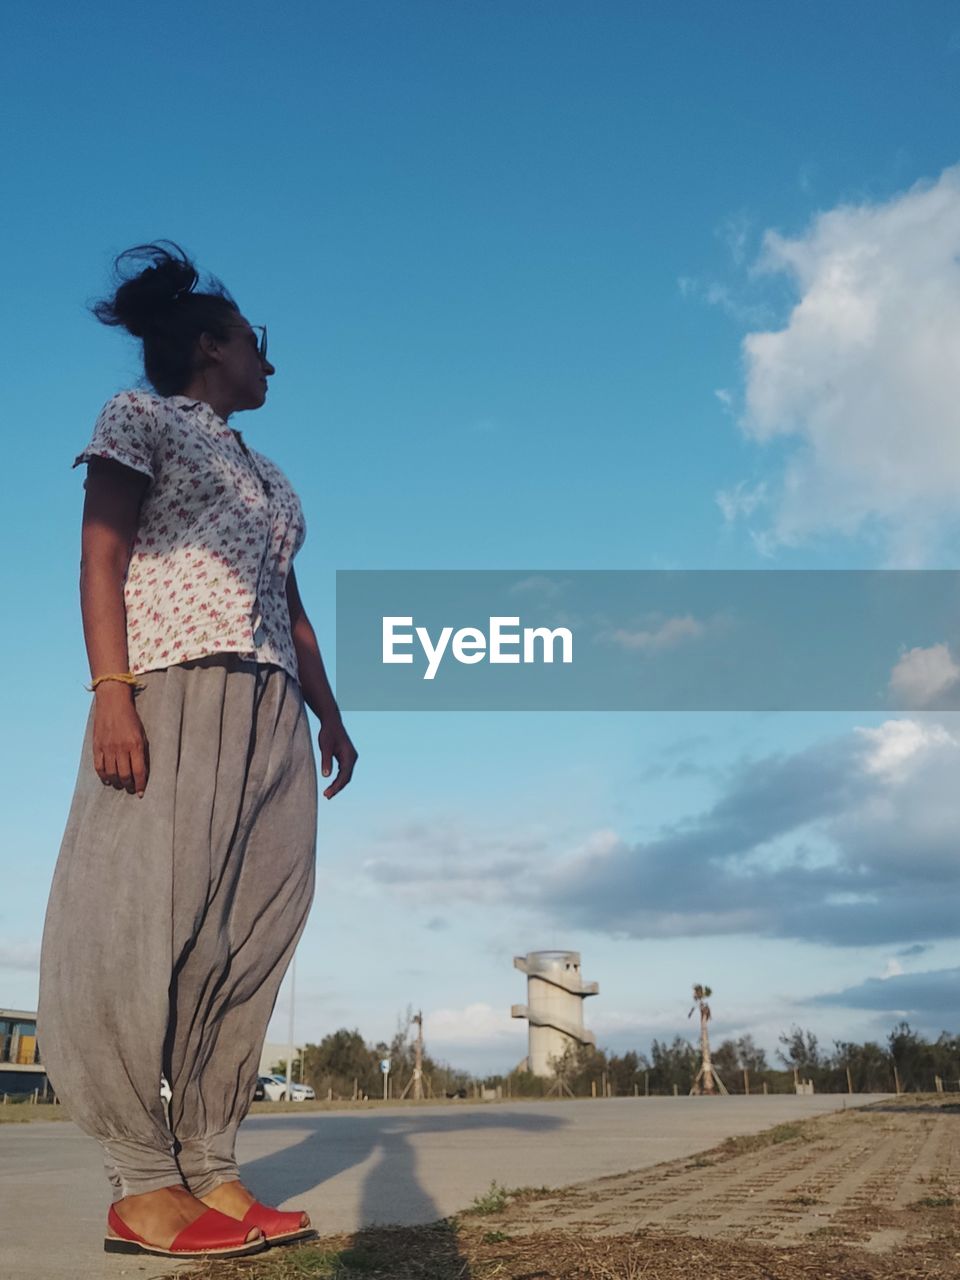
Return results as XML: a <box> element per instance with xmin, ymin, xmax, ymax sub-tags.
<box><xmin>258</xmin><ymin>1075</ymin><xmax>285</xmax><ymax>1101</ymax></box>
<box><xmin>163</xmin><ymin>1074</ymin><xmax>265</xmax><ymax>1104</ymax></box>
<box><xmin>259</xmin><ymin>1074</ymin><xmax>315</xmax><ymax>1102</ymax></box>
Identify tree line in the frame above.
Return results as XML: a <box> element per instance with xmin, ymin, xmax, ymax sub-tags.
<box><xmin>498</xmin><ymin>1022</ymin><xmax>960</xmax><ymax>1096</ymax></box>
<box><xmin>283</xmin><ymin>1008</ymin><xmax>472</xmax><ymax>1100</ymax></box>
<box><xmin>285</xmin><ymin>1015</ymin><xmax>960</xmax><ymax>1099</ymax></box>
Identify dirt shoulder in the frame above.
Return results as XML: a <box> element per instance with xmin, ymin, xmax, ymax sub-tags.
<box><xmin>169</xmin><ymin>1097</ymin><xmax>960</xmax><ymax>1278</ymax></box>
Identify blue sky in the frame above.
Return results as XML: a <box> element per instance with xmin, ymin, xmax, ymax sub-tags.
<box><xmin>4</xmin><ymin>1</ymin><xmax>960</xmax><ymax>1076</ymax></box>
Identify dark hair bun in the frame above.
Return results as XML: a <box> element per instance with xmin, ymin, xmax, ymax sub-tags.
<box><xmin>90</xmin><ymin>239</ymin><xmax>238</xmax><ymax>396</ymax></box>
<box><xmin>92</xmin><ymin>241</ymin><xmax>201</xmax><ymax>338</ymax></box>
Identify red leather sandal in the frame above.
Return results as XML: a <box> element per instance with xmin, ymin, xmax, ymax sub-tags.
<box><xmin>104</xmin><ymin>1203</ymin><xmax>268</xmax><ymax>1258</ymax></box>
<box><xmin>239</xmin><ymin>1200</ymin><xmax>317</xmax><ymax>1246</ymax></box>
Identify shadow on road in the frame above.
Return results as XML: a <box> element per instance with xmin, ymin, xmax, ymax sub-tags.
<box><xmin>238</xmin><ymin>1106</ymin><xmax>567</xmax><ymax>1278</ymax></box>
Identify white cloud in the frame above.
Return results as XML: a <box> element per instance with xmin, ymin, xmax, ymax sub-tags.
<box><xmin>888</xmin><ymin>643</ymin><xmax>960</xmax><ymax>707</ymax></box>
<box><xmin>854</xmin><ymin>717</ymin><xmax>956</xmax><ymax>780</ymax></box>
<box><xmin>814</xmin><ymin>966</ymin><xmax>960</xmax><ymax>1022</ymax></box>
<box><xmin>0</xmin><ymin>941</ymin><xmax>40</xmax><ymax>973</ymax></box>
<box><xmin>537</xmin><ymin>719</ymin><xmax>960</xmax><ymax>946</ymax></box>
<box><xmin>507</xmin><ymin>575</ymin><xmax>567</xmax><ymax>601</ymax></box>
<box><xmin>718</xmin><ymin>211</ymin><xmax>753</xmax><ymax>267</ymax></box>
<box><xmin>425</xmin><ymin>1003</ymin><xmax>524</xmax><ymax>1046</ymax></box>
<box><xmin>599</xmin><ymin>614</ymin><xmax>705</xmax><ymax>652</ymax></box>
<box><xmin>714</xmin><ymin>388</ymin><xmax>736</xmax><ymax>418</ymax></box>
<box><xmin>360</xmin><ymin>718</ymin><xmax>960</xmax><ymax>949</ymax></box>
<box><xmin>731</xmin><ymin>165</ymin><xmax>960</xmax><ymax>563</ymax></box>
<box><xmin>678</xmin><ymin>274</ymin><xmax>769</xmax><ymax>326</ymax></box>
<box><xmin>360</xmin><ymin>817</ymin><xmax>548</xmax><ymax>906</ymax></box>
<box><xmin>716</xmin><ymin>479</ymin><xmax>768</xmax><ymax>523</ymax></box>
<box><xmin>579</xmin><ymin>828</ymin><xmax>621</xmax><ymax>858</ymax></box>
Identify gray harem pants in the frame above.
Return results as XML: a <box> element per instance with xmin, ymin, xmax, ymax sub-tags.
<box><xmin>38</xmin><ymin>655</ymin><xmax>317</xmax><ymax>1201</ymax></box>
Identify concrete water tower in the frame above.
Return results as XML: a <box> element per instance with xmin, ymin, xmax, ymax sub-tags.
<box><xmin>511</xmin><ymin>950</ymin><xmax>599</xmax><ymax>1077</ymax></box>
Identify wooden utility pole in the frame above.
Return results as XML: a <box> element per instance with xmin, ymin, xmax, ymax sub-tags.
<box><xmin>846</xmin><ymin>1066</ymin><xmax>853</xmax><ymax>1095</ymax></box>
<box><xmin>412</xmin><ymin>1009</ymin><xmax>424</xmax><ymax>1101</ymax></box>
<box><xmin>399</xmin><ymin>1010</ymin><xmax>433</xmax><ymax>1101</ymax></box>
<box><xmin>284</xmin><ymin>955</ymin><xmax>297</xmax><ymax>1102</ymax></box>
<box><xmin>546</xmin><ymin>1069</ymin><xmax>575</xmax><ymax>1098</ymax></box>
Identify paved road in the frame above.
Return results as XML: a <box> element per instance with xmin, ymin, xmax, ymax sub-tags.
<box><xmin>0</xmin><ymin>1094</ymin><xmax>890</xmax><ymax>1280</ymax></box>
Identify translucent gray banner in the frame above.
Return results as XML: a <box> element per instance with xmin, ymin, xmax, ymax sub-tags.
<box><xmin>335</xmin><ymin>570</ymin><xmax>960</xmax><ymax>711</ymax></box>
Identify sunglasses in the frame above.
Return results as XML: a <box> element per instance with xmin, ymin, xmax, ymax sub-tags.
<box><xmin>226</xmin><ymin>323</ymin><xmax>268</xmax><ymax>361</ymax></box>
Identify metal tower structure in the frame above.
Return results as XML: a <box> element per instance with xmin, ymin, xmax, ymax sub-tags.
<box><xmin>511</xmin><ymin>950</ymin><xmax>599</xmax><ymax>1077</ymax></box>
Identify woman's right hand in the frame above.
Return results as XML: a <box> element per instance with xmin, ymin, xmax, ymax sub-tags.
<box><xmin>92</xmin><ymin>684</ymin><xmax>150</xmax><ymax>797</ymax></box>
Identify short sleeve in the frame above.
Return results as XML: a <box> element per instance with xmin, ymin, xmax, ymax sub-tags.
<box><xmin>73</xmin><ymin>390</ymin><xmax>160</xmax><ymax>480</ymax></box>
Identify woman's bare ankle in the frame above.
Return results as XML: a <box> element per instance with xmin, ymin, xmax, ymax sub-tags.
<box><xmin>200</xmin><ymin>1181</ymin><xmax>310</xmax><ymax>1229</ymax></box>
<box><xmin>112</xmin><ymin>1184</ymin><xmax>261</xmax><ymax>1246</ymax></box>
<box><xmin>199</xmin><ymin>1179</ymin><xmax>256</xmax><ymax>1214</ymax></box>
<box><xmin>116</xmin><ymin>1185</ymin><xmax>189</xmax><ymax>1202</ymax></box>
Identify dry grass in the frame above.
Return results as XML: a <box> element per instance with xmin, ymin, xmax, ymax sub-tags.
<box><xmin>0</xmin><ymin>1100</ymin><xmax>71</xmax><ymax>1124</ymax></box>
<box><xmin>715</xmin><ymin>1117</ymin><xmax>810</xmax><ymax>1154</ymax></box>
<box><xmin>161</xmin><ymin>1215</ymin><xmax>960</xmax><ymax>1280</ymax></box>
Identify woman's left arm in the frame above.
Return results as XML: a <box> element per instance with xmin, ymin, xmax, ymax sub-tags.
<box><xmin>286</xmin><ymin>566</ymin><xmax>358</xmax><ymax>798</ymax></box>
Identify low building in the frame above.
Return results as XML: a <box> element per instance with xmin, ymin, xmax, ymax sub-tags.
<box><xmin>1</xmin><ymin>1008</ymin><xmax>48</xmax><ymax>1097</ymax></box>
<box><xmin>258</xmin><ymin>1041</ymin><xmax>305</xmax><ymax>1078</ymax></box>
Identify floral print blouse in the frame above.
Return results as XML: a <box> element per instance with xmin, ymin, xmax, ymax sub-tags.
<box><xmin>74</xmin><ymin>389</ymin><xmax>307</xmax><ymax>683</ymax></box>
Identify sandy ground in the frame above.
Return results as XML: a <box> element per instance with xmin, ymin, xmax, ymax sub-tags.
<box><xmin>464</xmin><ymin>1098</ymin><xmax>960</xmax><ymax>1277</ymax></box>
<box><xmin>490</xmin><ymin>1100</ymin><xmax>959</xmax><ymax>1249</ymax></box>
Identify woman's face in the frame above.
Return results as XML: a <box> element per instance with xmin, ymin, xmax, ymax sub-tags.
<box><xmin>215</xmin><ymin>311</ymin><xmax>276</xmax><ymax>410</ymax></box>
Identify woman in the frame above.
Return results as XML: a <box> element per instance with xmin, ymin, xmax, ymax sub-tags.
<box><xmin>37</xmin><ymin>241</ymin><xmax>357</xmax><ymax>1260</ymax></box>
